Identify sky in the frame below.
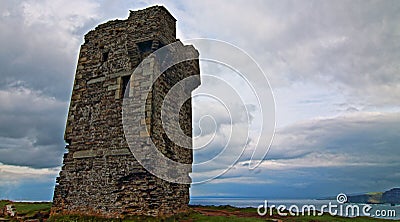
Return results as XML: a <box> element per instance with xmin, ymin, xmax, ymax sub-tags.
<box><xmin>0</xmin><ymin>0</ymin><xmax>399</xmax><ymax>201</ymax></box>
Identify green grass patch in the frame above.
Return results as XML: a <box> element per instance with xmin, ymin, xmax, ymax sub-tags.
<box><xmin>48</xmin><ymin>215</ymin><xmax>123</xmax><ymax>222</ymax></box>
<box><xmin>13</xmin><ymin>202</ymin><xmax>52</xmax><ymax>213</ymax></box>
<box><xmin>190</xmin><ymin>214</ymin><xmax>266</xmax><ymax>222</ymax></box>
<box><xmin>2</xmin><ymin>201</ymin><xmax>397</xmax><ymax>221</ymax></box>
<box><xmin>13</xmin><ymin>201</ymin><xmax>51</xmax><ymax>218</ymax></box>
<box><xmin>48</xmin><ymin>207</ymin><xmax>395</xmax><ymax>222</ymax></box>
<box><xmin>48</xmin><ymin>210</ymin><xmax>194</xmax><ymax>222</ymax></box>
<box><xmin>0</xmin><ymin>200</ymin><xmax>11</xmax><ymax>209</ymax></box>
<box><xmin>278</xmin><ymin>215</ymin><xmax>390</xmax><ymax>222</ymax></box>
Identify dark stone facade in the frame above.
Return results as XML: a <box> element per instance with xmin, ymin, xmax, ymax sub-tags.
<box><xmin>51</xmin><ymin>6</ymin><xmax>200</xmax><ymax>217</ymax></box>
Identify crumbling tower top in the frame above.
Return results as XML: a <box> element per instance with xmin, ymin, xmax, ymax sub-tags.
<box><xmin>85</xmin><ymin>6</ymin><xmax>176</xmax><ymax>46</ymax></box>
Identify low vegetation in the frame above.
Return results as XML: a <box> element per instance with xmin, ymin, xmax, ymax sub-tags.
<box><xmin>0</xmin><ymin>200</ymin><xmax>51</xmax><ymax>220</ymax></box>
<box><xmin>0</xmin><ymin>201</ymin><xmax>396</xmax><ymax>221</ymax></box>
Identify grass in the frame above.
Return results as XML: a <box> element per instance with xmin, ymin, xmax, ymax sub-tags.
<box><xmin>0</xmin><ymin>200</ymin><xmax>11</xmax><ymax>209</ymax></box>
<box><xmin>13</xmin><ymin>202</ymin><xmax>52</xmax><ymax>213</ymax></box>
<box><xmin>48</xmin><ymin>212</ymin><xmax>191</xmax><ymax>222</ymax></box>
<box><xmin>276</xmin><ymin>215</ymin><xmax>390</xmax><ymax>222</ymax></box>
<box><xmin>0</xmin><ymin>201</ymin><xmax>51</xmax><ymax>219</ymax></box>
<box><xmin>1</xmin><ymin>200</ymin><xmax>397</xmax><ymax>221</ymax></box>
<box><xmin>189</xmin><ymin>214</ymin><xmax>266</xmax><ymax>222</ymax></box>
<box><xmin>13</xmin><ymin>201</ymin><xmax>52</xmax><ymax>217</ymax></box>
<box><xmin>48</xmin><ymin>210</ymin><xmax>266</xmax><ymax>222</ymax></box>
<box><xmin>48</xmin><ymin>215</ymin><xmax>123</xmax><ymax>222</ymax></box>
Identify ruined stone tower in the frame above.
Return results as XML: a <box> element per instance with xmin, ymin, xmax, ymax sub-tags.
<box><xmin>51</xmin><ymin>6</ymin><xmax>200</xmax><ymax>217</ymax></box>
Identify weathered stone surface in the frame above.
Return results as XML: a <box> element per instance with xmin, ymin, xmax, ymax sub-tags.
<box><xmin>51</xmin><ymin>6</ymin><xmax>200</xmax><ymax>218</ymax></box>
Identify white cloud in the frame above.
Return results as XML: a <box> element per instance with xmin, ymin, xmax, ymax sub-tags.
<box><xmin>0</xmin><ymin>162</ymin><xmax>59</xmax><ymax>186</ymax></box>
<box><xmin>0</xmin><ymin>83</ymin><xmax>65</xmax><ymax>113</ymax></box>
<box><xmin>20</xmin><ymin>0</ymin><xmax>100</xmax><ymax>54</ymax></box>
<box><xmin>167</xmin><ymin>0</ymin><xmax>400</xmax><ymax>108</ymax></box>
<box><xmin>255</xmin><ymin>152</ymin><xmax>384</xmax><ymax>171</ymax></box>
<box><xmin>206</xmin><ymin>176</ymin><xmax>274</xmax><ymax>185</ymax></box>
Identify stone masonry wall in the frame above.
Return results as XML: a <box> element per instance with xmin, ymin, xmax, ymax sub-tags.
<box><xmin>51</xmin><ymin>6</ymin><xmax>200</xmax><ymax>217</ymax></box>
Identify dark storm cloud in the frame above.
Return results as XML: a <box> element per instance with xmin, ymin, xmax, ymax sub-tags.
<box><xmin>0</xmin><ymin>0</ymin><xmax>100</xmax><ymax>99</ymax></box>
<box><xmin>0</xmin><ymin>85</ymin><xmax>67</xmax><ymax>168</ymax></box>
<box><xmin>268</xmin><ymin>112</ymin><xmax>400</xmax><ymax>162</ymax></box>
<box><xmin>0</xmin><ymin>0</ymin><xmax>100</xmax><ymax>168</ymax></box>
<box><xmin>196</xmin><ymin>112</ymin><xmax>400</xmax><ymax>197</ymax></box>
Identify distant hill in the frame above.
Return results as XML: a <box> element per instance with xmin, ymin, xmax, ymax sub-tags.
<box><xmin>347</xmin><ymin>188</ymin><xmax>400</xmax><ymax>205</ymax></box>
<box><xmin>382</xmin><ymin>188</ymin><xmax>400</xmax><ymax>205</ymax></box>
<box><xmin>347</xmin><ymin>192</ymin><xmax>383</xmax><ymax>204</ymax></box>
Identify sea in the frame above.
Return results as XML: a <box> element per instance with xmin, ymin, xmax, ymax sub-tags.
<box><xmin>190</xmin><ymin>197</ymin><xmax>400</xmax><ymax>220</ymax></box>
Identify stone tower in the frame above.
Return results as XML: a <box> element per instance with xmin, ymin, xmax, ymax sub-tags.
<box><xmin>51</xmin><ymin>6</ymin><xmax>200</xmax><ymax>217</ymax></box>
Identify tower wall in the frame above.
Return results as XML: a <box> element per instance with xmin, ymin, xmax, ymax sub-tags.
<box><xmin>51</xmin><ymin>6</ymin><xmax>200</xmax><ymax>217</ymax></box>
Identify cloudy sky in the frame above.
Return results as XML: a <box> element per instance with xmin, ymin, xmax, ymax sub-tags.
<box><xmin>0</xmin><ymin>0</ymin><xmax>399</xmax><ymax>201</ymax></box>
